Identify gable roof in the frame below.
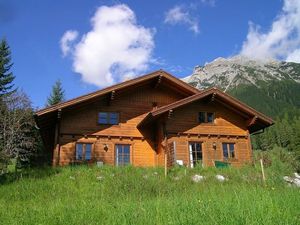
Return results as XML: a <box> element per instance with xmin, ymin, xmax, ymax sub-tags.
<box><xmin>138</xmin><ymin>87</ymin><xmax>274</xmax><ymax>133</ymax></box>
<box><xmin>35</xmin><ymin>70</ymin><xmax>200</xmax><ymax>117</ymax></box>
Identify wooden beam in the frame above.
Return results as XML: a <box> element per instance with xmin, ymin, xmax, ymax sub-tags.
<box><xmin>154</xmin><ymin>74</ymin><xmax>163</xmax><ymax>88</ymax></box>
<box><xmin>211</xmin><ymin>92</ymin><xmax>217</xmax><ymax>102</ymax></box>
<box><xmin>110</xmin><ymin>90</ymin><xmax>115</xmax><ymax>100</ymax></box>
<box><xmin>168</xmin><ymin>131</ymin><xmax>248</xmax><ymax>139</ymax></box>
<box><xmin>164</xmin><ymin>135</ymin><xmax>168</xmax><ymax>177</ymax></box>
<box><xmin>168</xmin><ymin>109</ymin><xmax>173</xmax><ymax>119</ymax></box>
<box><xmin>55</xmin><ymin>109</ymin><xmax>62</xmax><ymax>166</ymax></box>
<box><xmin>107</xmin><ymin>90</ymin><xmax>116</xmax><ymax>106</ymax></box>
<box><xmin>247</xmin><ymin>116</ymin><xmax>258</xmax><ymax>127</ymax></box>
<box><xmin>57</xmin><ymin>109</ymin><xmax>62</xmax><ymax>119</ymax></box>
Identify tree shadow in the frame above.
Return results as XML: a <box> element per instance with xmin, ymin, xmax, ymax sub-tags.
<box><xmin>0</xmin><ymin>166</ymin><xmax>62</xmax><ymax>185</ymax></box>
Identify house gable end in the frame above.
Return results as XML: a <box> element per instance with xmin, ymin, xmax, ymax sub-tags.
<box><xmin>138</xmin><ymin>87</ymin><xmax>274</xmax><ymax>133</ymax></box>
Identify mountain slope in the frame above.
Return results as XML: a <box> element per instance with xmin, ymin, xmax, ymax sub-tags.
<box><xmin>183</xmin><ymin>56</ymin><xmax>300</xmax><ymax>118</ymax></box>
<box><xmin>228</xmin><ymin>80</ymin><xmax>300</xmax><ymax>118</ymax></box>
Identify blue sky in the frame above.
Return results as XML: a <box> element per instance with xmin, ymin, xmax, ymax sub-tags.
<box><xmin>1</xmin><ymin>0</ymin><xmax>299</xmax><ymax>108</ymax></box>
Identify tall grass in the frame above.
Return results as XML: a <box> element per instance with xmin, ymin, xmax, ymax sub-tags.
<box><xmin>0</xmin><ymin>153</ymin><xmax>299</xmax><ymax>225</ymax></box>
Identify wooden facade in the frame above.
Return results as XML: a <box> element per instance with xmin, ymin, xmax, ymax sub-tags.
<box><xmin>35</xmin><ymin>70</ymin><xmax>273</xmax><ymax>167</ymax></box>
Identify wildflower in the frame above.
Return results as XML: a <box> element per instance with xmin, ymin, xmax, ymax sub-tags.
<box><xmin>97</xmin><ymin>176</ymin><xmax>104</xmax><ymax>181</ymax></box>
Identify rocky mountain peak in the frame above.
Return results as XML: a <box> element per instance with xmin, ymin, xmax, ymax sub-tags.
<box><xmin>183</xmin><ymin>56</ymin><xmax>300</xmax><ymax>91</ymax></box>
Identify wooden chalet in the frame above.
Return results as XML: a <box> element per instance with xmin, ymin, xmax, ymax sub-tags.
<box><xmin>34</xmin><ymin>70</ymin><xmax>273</xmax><ymax>167</ymax></box>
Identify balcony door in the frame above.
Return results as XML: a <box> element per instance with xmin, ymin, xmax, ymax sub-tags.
<box><xmin>189</xmin><ymin>142</ymin><xmax>203</xmax><ymax>168</ymax></box>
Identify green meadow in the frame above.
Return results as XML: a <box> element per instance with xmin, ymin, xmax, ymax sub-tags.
<box><xmin>0</xmin><ymin>151</ymin><xmax>300</xmax><ymax>225</ymax></box>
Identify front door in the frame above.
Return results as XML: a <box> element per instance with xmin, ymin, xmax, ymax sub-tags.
<box><xmin>115</xmin><ymin>144</ymin><xmax>131</xmax><ymax>166</ymax></box>
<box><xmin>189</xmin><ymin>142</ymin><xmax>203</xmax><ymax>168</ymax></box>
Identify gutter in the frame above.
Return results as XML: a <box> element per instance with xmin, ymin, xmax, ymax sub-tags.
<box><xmin>251</xmin><ymin>128</ymin><xmax>265</xmax><ymax>136</ymax></box>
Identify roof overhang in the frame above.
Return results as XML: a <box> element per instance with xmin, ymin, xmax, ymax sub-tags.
<box><xmin>138</xmin><ymin>87</ymin><xmax>274</xmax><ymax>133</ymax></box>
<box><xmin>35</xmin><ymin>70</ymin><xmax>200</xmax><ymax>118</ymax></box>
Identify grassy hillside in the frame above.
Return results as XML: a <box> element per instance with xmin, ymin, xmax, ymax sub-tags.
<box><xmin>1</xmin><ymin>150</ymin><xmax>300</xmax><ymax>225</ymax></box>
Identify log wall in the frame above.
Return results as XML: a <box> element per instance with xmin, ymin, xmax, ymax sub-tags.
<box><xmin>55</xmin><ymin>85</ymin><xmax>253</xmax><ymax>167</ymax></box>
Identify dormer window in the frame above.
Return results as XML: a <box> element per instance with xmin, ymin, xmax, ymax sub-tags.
<box><xmin>98</xmin><ymin>112</ymin><xmax>119</xmax><ymax>125</ymax></box>
<box><xmin>199</xmin><ymin>112</ymin><xmax>214</xmax><ymax>123</ymax></box>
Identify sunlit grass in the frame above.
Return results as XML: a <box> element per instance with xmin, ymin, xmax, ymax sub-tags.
<box><xmin>0</xmin><ymin>162</ymin><xmax>299</xmax><ymax>225</ymax></box>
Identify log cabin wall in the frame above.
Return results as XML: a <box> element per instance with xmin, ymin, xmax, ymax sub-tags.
<box><xmin>56</xmin><ymin>84</ymin><xmax>186</xmax><ymax>166</ymax></box>
<box><xmin>35</xmin><ymin>71</ymin><xmax>273</xmax><ymax>168</ymax></box>
<box><xmin>164</xmin><ymin>100</ymin><xmax>252</xmax><ymax>167</ymax></box>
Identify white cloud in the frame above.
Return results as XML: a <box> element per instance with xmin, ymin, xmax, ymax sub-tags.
<box><xmin>286</xmin><ymin>49</ymin><xmax>300</xmax><ymax>62</ymax></box>
<box><xmin>60</xmin><ymin>30</ymin><xmax>78</xmax><ymax>57</ymax></box>
<box><xmin>164</xmin><ymin>5</ymin><xmax>199</xmax><ymax>34</ymax></box>
<box><xmin>60</xmin><ymin>4</ymin><xmax>155</xmax><ymax>87</ymax></box>
<box><xmin>240</xmin><ymin>0</ymin><xmax>300</xmax><ymax>63</ymax></box>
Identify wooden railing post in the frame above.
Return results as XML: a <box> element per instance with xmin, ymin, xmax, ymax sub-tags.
<box><xmin>260</xmin><ymin>159</ymin><xmax>266</xmax><ymax>183</ymax></box>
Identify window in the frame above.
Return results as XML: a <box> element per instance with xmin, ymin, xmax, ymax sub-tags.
<box><xmin>99</xmin><ymin>112</ymin><xmax>107</xmax><ymax>124</ymax></box>
<box><xmin>76</xmin><ymin>143</ymin><xmax>83</xmax><ymax>160</ymax></box>
<box><xmin>198</xmin><ymin>112</ymin><xmax>214</xmax><ymax>123</ymax></box>
<box><xmin>189</xmin><ymin>142</ymin><xmax>203</xmax><ymax>168</ymax></box>
<box><xmin>222</xmin><ymin>143</ymin><xmax>235</xmax><ymax>160</ymax></box>
<box><xmin>85</xmin><ymin>144</ymin><xmax>92</xmax><ymax>160</ymax></box>
<box><xmin>110</xmin><ymin>113</ymin><xmax>119</xmax><ymax>125</ymax></box>
<box><xmin>115</xmin><ymin>144</ymin><xmax>130</xmax><ymax>166</ymax></box>
<box><xmin>75</xmin><ymin>143</ymin><xmax>92</xmax><ymax>161</ymax></box>
<box><xmin>207</xmin><ymin>112</ymin><xmax>214</xmax><ymax>123</ymax></box>
<box><xmin>98</xmin><ymin>112</ymin><xmax>119</xmax><ymax>125</ymax></box>
<box><xmin>199</xmin><ymin>112</ymin><xmax>206</xmax><ymax>123</ymax></box>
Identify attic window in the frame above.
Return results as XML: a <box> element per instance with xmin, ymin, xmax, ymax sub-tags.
<box><xmin>98</xmin><ymin>112</ymin><xmax>119</xmax><ymax>125</ymax></box>
<box><xmin>199</xmin><ymin>112</ymin><xmax>214</xmax><ymax>123</ymax></box>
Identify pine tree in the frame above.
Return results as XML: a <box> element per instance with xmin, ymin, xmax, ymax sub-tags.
<box><xmin>46</xmin><ymin>80</ymin><xmax>65</xmax><ymax>106</ymax></box>
<box><xmin>0</xmin><ymin>39</ymin><xmax>16</xmax><ymax>97</ymax></box>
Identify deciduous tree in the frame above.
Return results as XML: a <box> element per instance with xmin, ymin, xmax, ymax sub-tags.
<box><xmin>0</xmin><ymin>91</ymin><xmax>37</xmax><ymax>173</ymax></box>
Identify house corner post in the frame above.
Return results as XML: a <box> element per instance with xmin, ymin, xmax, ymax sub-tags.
<box><xmin>54</xmin><ymin>109</ymin><xmax>62</xmax><ymax>166</ymax></box>
<box><xmin>162</xmin><ymin>122</ymin><xmax>168</xmax><ymax>177</ymax></box>
<box><xmin>246</xmin><ymin>130</ymin><xmax>253</xmax><ymax>163</ymax></box>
